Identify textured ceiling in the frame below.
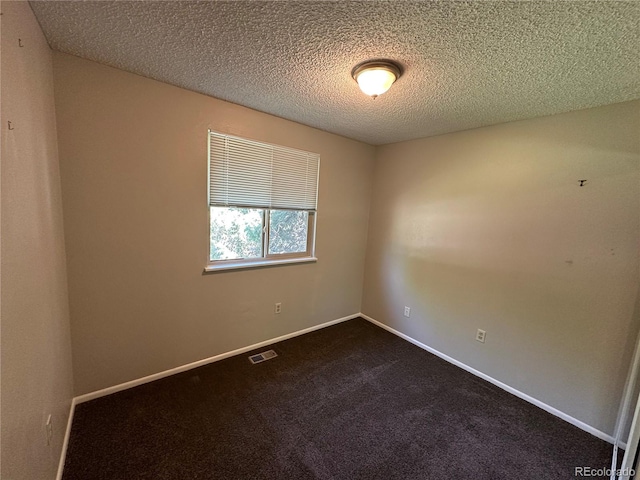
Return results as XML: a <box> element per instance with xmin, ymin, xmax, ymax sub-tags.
<box><xmin>30</xmin><ymin>1</ymin><xmax>639</xmax><ymax>145</ymax></box>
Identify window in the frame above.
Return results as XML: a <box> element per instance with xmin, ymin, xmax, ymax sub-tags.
<box><xmin>206</xmin><ymin>131</ymin><xmax>319</xmax><ymax>271</ymax></box>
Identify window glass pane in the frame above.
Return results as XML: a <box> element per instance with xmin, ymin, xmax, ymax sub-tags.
<box><xmin>268</xmin><ymin>210</ymin><xmax>309</xmax><ymax>255</ymax></box>
<box><xmin>210</xmin><ymin>207</ymin><xmax>263</xmax><ymax>261</ymax></box>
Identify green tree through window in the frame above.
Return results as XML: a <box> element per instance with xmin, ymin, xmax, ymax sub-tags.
<box><xmin>209</xmin><ymin>207</ymin><xmax>311</xmax><ymax>261</ymax></box>
<box><xmin>268</xmin><ymin>210</ymin><xmax>308</xmax><ymax>254</ymax></box>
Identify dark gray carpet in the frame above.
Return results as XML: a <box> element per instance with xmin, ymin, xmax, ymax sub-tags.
<box><xmin>62</xmin><ymin>318</ymin><xmax>616</xmax><ymax>479</ymax></box>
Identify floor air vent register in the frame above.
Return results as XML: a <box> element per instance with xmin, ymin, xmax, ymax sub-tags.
<box><xmin>249</xmin><ymin>350</ymin><xmax>278</xmax><ymax>364</ymax></box>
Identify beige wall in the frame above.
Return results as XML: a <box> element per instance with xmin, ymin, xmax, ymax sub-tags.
<box><xmin>1</xmin><ymin>2</ymin><xmax>74</xmax><ymax>479</ymax></box>
<box><xmin>362</xmin><ymin>100</ymin><xmax>640</xmax><ymax>435</ymax></box>
<box><xmin>52</xmin><ymin>52</ymin><xmax>375</xmax><ymax>396</ymax></box>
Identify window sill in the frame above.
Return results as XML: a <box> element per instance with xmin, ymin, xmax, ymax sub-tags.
<box><xmin>203</xmin><ymin>256</ymin><xmax>317</xmax><ymax>273</ymax></box>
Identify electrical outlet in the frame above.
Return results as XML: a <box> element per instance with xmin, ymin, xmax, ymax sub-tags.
<box><xmin>403</xmin><ymin>306</ymin><xmax>411</xmax><ymax>317</ymax></box>
<box><xmin>274</xmin><ymin>302</ymin><xmax>282</xmax><ymax>314</ymax></box>
<box><xmin>476</xmin><ymin>329</ymin><xmax>486</xmax><ymax>343</ymax></box>
<box><xmin>45</xmin><ymin>414</ymin><xmax>52</xmax><ymax>446</ymax></box>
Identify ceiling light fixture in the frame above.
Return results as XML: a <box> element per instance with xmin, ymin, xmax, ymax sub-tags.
<box><xmin>352</xmin><ymin>60</ymin><xmax>402</xmax><ymax>99</ymax></box>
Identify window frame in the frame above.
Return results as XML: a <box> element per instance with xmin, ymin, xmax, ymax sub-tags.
<box><xmin>205</xmin><ymin>208</ymin><xmax>317</xmax><ymax>272</ymax></box>
<box><xmin>264</xmin><ymin>209</ymin><xmax>316</xmax><ymax>260</ymax></box>
<box><xmin>205</xmin><ymin>129</ymin><xmax>319</xmax><ymax>273</ymax></box>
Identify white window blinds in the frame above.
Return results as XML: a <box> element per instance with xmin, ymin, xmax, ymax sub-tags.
<box><xmin>208</xmin><ymin>131</ymin><xmax>320</xmax><ymax>211</ymax></box>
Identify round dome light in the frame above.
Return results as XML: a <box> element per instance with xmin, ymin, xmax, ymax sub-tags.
<box><xmin>352</xmin><ymin>60</ymin><xmax>402</xmax><ymax>98</ymax></box>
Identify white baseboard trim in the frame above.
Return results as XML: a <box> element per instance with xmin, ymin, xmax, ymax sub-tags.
<box><xmin>359</xmin><ymin>313</ymin><xmax>619</xmax><ymax>446</ymax></box>
<box><xmin>59</xmin><ymin>311</ymin><xmax>620</xmax><ymax>477</ymax></box>
<box><xmin>74</xmin><ymin>313</ymin><xmax>360</xmax><ymax>405</ymax></box>
<box><xmin>56</xmin><ymin>397</ymin><xmax>76</xmax><ymax>480</ymax></box>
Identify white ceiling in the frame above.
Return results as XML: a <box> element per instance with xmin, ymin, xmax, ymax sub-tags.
<box><xmin>30</xmin><ymin>1</ymin><xmax>639</xmax><ymax>145</ymax></box>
